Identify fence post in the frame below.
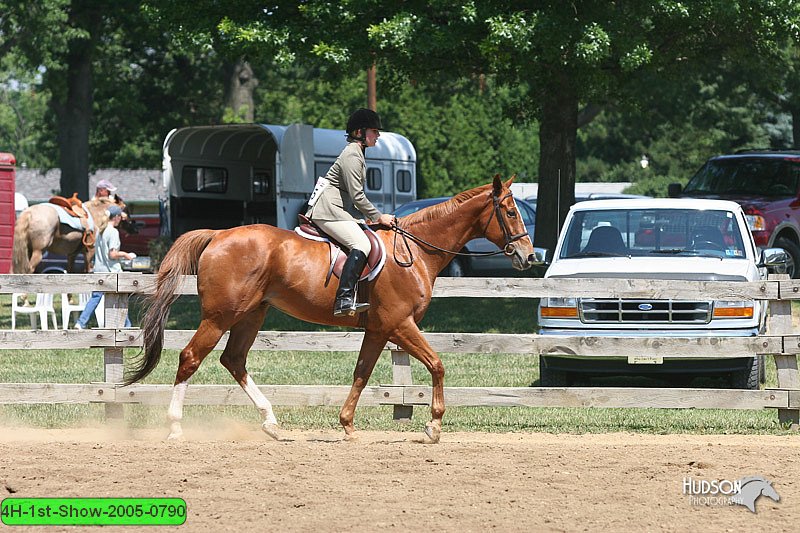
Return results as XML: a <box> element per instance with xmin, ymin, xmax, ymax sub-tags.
<box><xmin>767</xmin><ymin>274</ymin><xmax>799</xmax><ymax>429</ymax></box>
<box><xmin>391</xmin><ymin>349</ymin><xmax>413</xmax><ymax>422</ymax></box>
<box><xmin>102</xmin><ymin>291</ymin><xmax>129</xmax><ymax>420</ymax></box>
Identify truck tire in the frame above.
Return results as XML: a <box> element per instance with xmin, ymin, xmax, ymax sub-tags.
<box><xmin>774</xmin><ymin>237</ymin><xmax>800</xmax><ymax>279</ymax></box>
<box><xmin>538</xmin><ymin>356</ymin><xmax>570</xmax><ymax>386</ymax></box>
<box><xmin>729</xmin><ymin>356</ymin><xmax>763</xmax><ymax>390</ymax></box>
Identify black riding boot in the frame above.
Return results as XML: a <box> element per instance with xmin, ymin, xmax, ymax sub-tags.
<box><xmin>334</xmin><ymin>250</ymin><xmax>370</xmax><ymax>317</ymax></box>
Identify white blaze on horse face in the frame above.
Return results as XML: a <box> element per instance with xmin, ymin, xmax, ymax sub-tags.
<box><xmin>243</xmin><ymin>374</ymin><xmax>278</xmax><ymax>425</ymax></box>
<box><xmin>167</xmin><ymin>381</ymin><xmax>188</xmax><ymax>439</ymax></box>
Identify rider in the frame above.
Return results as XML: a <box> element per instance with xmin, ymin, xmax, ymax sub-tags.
<box><xmin>305</xmin><ymin>108</ymin><xmax>394</xmax><ymax>317</ymax></box>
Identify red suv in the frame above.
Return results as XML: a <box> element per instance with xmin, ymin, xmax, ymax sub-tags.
<box><xmin>669</xmin><ymin>150</ymin><xmax>800</xmax><ymax>277</ymax></box>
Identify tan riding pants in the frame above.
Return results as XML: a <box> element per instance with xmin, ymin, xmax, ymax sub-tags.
<box><xmin>313</xmin><ymin>219</ymin><xmax>370</xmax><ymax>254</ymax></box>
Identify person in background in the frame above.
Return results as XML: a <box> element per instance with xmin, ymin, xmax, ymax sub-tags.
<box><xmin>92</xmin><ymin>179</ymin><xmax>117</xmax><ymax>201</ymax></box>
<box><xmin>74</xmin><ymin>204</ymin><xmax>135</xmax><ymax>329</ymax></box>
<box><xmin>305</xmin><ymin>108</ymin><xmax>394</xmax><ymax>317</ymax></box>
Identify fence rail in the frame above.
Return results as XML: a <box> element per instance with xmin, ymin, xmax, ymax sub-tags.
<box><xmin>0</xmin><ymin>274</ymin><xmax>797</xmax><ymax>428</ymax></box>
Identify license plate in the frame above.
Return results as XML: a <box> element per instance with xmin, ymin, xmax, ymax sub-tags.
<box><xmin>627</xmin><ymin>355</ymin><xmax>663</xmax><ymax>365</ymax></box>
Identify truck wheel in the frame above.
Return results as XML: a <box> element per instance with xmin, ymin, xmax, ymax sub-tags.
<box><xmin>774</xmin><ymin>238</ymin><xmax>800</xmax><ymax>279</ymax></box>
<box><xmin>538</xmin><ymin>356</ymin><xmax>570</xmax><ymax>386</ymax></box>
<box><xmin>729</xmin><ymin>356</ymin><xmax>763</xmax><ymax>390</ymax></box>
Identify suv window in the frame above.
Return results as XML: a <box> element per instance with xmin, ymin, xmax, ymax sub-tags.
<box><xmin>685</xmin><ymin>157</ymin><xmax>800</xmax><ymax>197</ymax></box>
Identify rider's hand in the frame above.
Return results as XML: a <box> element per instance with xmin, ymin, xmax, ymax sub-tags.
<box><xmin>376</xmin><ymin>213</ymin><xmax>395</xmax><ymax>228</ymax></box>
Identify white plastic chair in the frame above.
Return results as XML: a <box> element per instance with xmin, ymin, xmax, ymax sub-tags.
<box><xmin>12</xmin><ymin>293</ymin><xmax>59</xmax><ymax>330</ymax></box>
<box><xmin>61</xmin><ymin>292</ymin><xmax>105</xmax><ymax>329</ymax></box>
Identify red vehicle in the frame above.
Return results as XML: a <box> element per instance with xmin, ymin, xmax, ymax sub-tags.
<box><xmin>0</xmin><ymin>152</ymin><xmax>16</xmax><ymax>274</ymax></box>
<box><xmin>669</xmin><ymin>150</ymin><xmax>800</xmax><ymax>278</ymax></box>
<box><xmin>119</xmin><ymin>200</ymin><xmax>162</xmax><ymax>257</ymax></box>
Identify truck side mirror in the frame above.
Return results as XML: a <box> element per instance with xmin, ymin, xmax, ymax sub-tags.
<box><xmin>531</xmin><ymin>247</ymin><xmax>549</xmax><ymax>266</ymax></box>
<box><xmin>667</xmin><ymin>183</ymin><xmax>682</xmax><ymax>198</ymax></box>
<box><xmin>758</xmin><ymin>247</ymin><xmax>789</xmax><ymax>273</ymax></box>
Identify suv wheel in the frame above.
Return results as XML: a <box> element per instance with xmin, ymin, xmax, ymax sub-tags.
<box><xmin>729</xmin><ymin>356</ymin><xmax>763</xmax><ymax>390</ymax></box>
<box><xmin>774</xmin><ymin>237</ymin><xmax>800</xmax><ymax>279</ymax></box>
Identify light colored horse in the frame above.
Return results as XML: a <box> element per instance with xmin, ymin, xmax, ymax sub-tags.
<box><xmin>12</xmin><ymin>197</ymin><xmax>126</xmax><ymax>274</ymax></box>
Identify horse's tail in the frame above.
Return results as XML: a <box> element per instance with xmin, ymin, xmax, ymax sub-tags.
<box><xmin>124</xmin><ymin>229</ymin><xmax>219</xmax><ymax>386</ymax></box>
<box><xmin>12</xmin><ymin>211</ymin><xmax>32</xmax><ymax>274</ymax></box>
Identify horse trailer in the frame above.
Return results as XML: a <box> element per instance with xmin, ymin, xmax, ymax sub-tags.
<box><xmin>0</xmin><ymin>152</ymin><xmax>16</xmax><ymax>274</ymax></box>
<box><xmin>161</xmin><ymin>123</ymin><xmax>417</xmax><ymax>239</ymax></box>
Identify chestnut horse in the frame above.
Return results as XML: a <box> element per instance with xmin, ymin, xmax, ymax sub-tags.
<box><xmin>126</xmin><ymin>175</ymin><xmax>535</xmax><ymax>443</ymax></box>
<box><xmin>13</xmin><ymin>197</ymin><xmax>131</xmax><ymax>273</ymax></box>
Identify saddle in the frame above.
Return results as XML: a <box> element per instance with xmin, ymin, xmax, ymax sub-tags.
<box><xmin>49</xmin><ymin>193</ymin><xmax>95</xmax><ymax>248</ymax></box>
<box><xmin>295</xmin><ymin>214</ymin><xmax>386</xmax><ymax>285</ymax></box>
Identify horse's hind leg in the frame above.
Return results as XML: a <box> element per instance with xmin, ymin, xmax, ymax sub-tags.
<box><xmin>218</xmin><ymin>305</ymin><xmax>279</xmax><ymax>440</ymax></box>
<box><xmin>167</xmin><ymin>319</ymin><xmax>227</xmax><ymax>440</ymax></box>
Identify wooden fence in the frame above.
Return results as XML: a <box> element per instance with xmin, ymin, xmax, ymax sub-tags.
<box><xmin>0</xmin><ymin>273</ymin><xmax>797</xmax><ymax>428</ymax></box>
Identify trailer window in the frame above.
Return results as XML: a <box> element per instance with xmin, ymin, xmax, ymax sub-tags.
<box><xmin>396</xmin><ymin>170</ymin><xmax>412</xmax><ymax>192</ymax></box>
<box><xmin>366</xmin><ymin>168</ymin><xmax>382</xmax><ymax>190</ymax></box>
<box><xmin>253</xmin><ymin>169</ymin><xmax>271</xmax><ymax>196</ymax></box>
<box><xmin>181</xmin><ymin>166</ymin><xmax>228</xmax><ymax>193</ymax></box>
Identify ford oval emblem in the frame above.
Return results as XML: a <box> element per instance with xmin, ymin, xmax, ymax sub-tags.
<box><xmin>638</xmin><ymin>303</ymin><xmax>653</xmax><ymax>311</ymax></box>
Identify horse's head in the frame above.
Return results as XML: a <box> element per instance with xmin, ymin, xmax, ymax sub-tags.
<box><xmin>113</xmin><ymin>195</ymin><xmax>141</xmax><ymax>235</ymax></box>
<box><xmin>482</xmin><ymin>174</ymin><xmax>537</xmax><ymax>271</ymax></box>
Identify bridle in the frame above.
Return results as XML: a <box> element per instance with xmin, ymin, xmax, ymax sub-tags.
<box><xmin>391</xmin><ymin>191</ymin><xmax>529</xmax><ymax>267</ymax></box>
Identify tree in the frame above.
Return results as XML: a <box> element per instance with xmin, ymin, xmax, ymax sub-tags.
<box><xmin>297</xmin><ymin>1</ymin><xmax>800</xmax><ymax>251</ymax></box>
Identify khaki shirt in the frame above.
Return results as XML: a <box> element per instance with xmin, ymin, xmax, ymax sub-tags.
<box><xmin>306</xmin><ymin>142</ymin><xmax>382</xmax><ymax>222</ymax></box>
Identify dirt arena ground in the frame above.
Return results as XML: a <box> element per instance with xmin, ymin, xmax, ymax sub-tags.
<box><xmin>1</xmin><ymin>423</ymin><xmax>798</xmax><ymax>532</ymax></box>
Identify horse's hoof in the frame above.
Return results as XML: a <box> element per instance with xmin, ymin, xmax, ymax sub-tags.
<box><xmin>166</xmin><ymin>432</ymin><xmax>184</xmax><ymax>441</ymax></box>
<box><xmin>344</xmin><ymin>431</ymin><xmax>359</xmax><ymax>442</ymax></box>
<box><xmin>424</xmin><ymin>423</ymin><xmax>441</xmax><ymax>444</ymax></box>
<box><xmin>262</xmin><ymin>422</ymin><xmax>280</xmax><ymax>441</ymax></box>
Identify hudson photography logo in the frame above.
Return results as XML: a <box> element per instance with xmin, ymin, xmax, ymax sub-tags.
<box><xmin>682</xmin><ymin>476</ymin><xmax>781</xmax><ymax>512</ymax></box>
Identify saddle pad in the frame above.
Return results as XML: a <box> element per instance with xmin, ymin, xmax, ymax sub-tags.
<box><xmin>44</xmin><ymin>203</ymin><xmax>96</xmax><ymax>233</ymax></box>
<box><xmin>294</xmin><ymin>224</ymin><xmax>386</xmax><ymax>282</ymax></box>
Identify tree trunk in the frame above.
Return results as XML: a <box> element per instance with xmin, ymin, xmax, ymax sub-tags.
<box><xmin>51</xmin><ymin>2</ymin><xmax>100</xmax><ymax>200</ymax></box>
<box><xmin>224</xmin><ymin>59</ymin><xmax>258</xmax><ymax>122</ymax></box>
<box><xmin>792</xmin><ymin>106</ymin><xmax>800</xmax><ymax>150</ymax></box>
<box><xmin>367</xmin><ymin>64</ymin><xmax>377</xmax><ymax>110</ymax></box>
<box><xmin>534</xmin><ymin>80</ymin><xmax>578</xmax><ymax>254</ymax></box>
<box><xmin>55</xmin><ymin>50</ymin><xmax>93</xmax><ymax>199</ymax></box>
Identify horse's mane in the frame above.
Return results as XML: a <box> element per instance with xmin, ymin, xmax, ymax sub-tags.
<box><xmin>401</xmin><ymin>183</ymin><xmax>492</xmax><ymax>227</ymax></box>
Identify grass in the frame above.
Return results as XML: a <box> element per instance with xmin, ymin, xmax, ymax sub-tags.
<box><xmin>0</xmin><ymin>293</ymin><xmax>797</xmax><ymax>435</ymax></box>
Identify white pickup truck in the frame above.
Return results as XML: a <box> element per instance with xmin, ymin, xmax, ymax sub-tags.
<box><xmin>537</xmin><ymin>198</ymin><xmax>788</xmax><ymax>389</ymax></box>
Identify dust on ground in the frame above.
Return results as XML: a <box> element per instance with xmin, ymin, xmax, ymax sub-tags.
<box><xmin>1</xmin><ymin>421</ymin><xmax>798</xmax><ymax>532</ymax></box>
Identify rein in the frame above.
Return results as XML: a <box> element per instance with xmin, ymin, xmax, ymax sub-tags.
<box><xmin>391</xmin><ymin>192</ymin><xmax>528</xmax><ymax>268</ymax></box>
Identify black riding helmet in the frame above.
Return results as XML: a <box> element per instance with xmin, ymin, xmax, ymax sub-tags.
<box><xmin>346</xmin><ymin>108</ymin><xmax>382</xmax><ymax>141</ymax></box>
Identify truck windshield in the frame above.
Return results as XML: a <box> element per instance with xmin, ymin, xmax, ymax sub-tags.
<box><xmin>684</xmin><ymin>157</ymin><xmax>800</xmax><ymax>196</ymax></box>
<box><xmin>559</xmin><ymin>208</ymin><xmax>746</xmax><ymax>259</ymax></box>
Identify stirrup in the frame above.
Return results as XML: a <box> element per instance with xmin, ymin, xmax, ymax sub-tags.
<box><xmin>333</xmin><ymin>301</ymin><xmax>370</xmax><ymax>317</ymax></box>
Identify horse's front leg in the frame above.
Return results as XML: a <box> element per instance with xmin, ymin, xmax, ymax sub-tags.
<box><xmin>389</xmin><ymin>319</ymin><xmax>445</xmax><ymax>444</ymax></box>
<box><xmin>339</xmin><ymin>330</ymin><xmax>387</xmax><ymax>440</ymax></box>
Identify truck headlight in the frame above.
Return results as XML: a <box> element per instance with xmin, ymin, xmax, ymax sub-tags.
<box><xmin>540</xmin><ymin>297</ymin><xmax>579</xmax><ymax>318</ymax></box>
<box><xmin>713</xmin><ymin>300</ymin><xmax>754</xmax><ymax>318</ymax></box>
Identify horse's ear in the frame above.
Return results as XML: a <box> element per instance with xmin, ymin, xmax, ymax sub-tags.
<box><xmin>504</xmin><ymin>174</ymin><xmax>516</xmax><ymax>188</ymax></box>
<box><xmin>492</xmin><ymin>174</ymin><xmax>503</xmax><ymax>196</ymax></box>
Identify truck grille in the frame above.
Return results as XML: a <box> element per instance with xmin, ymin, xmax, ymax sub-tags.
<box><xmin>579</xmin><ymin>299</ymin><xmax>712</xmax><ymax>324</ymax></box>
